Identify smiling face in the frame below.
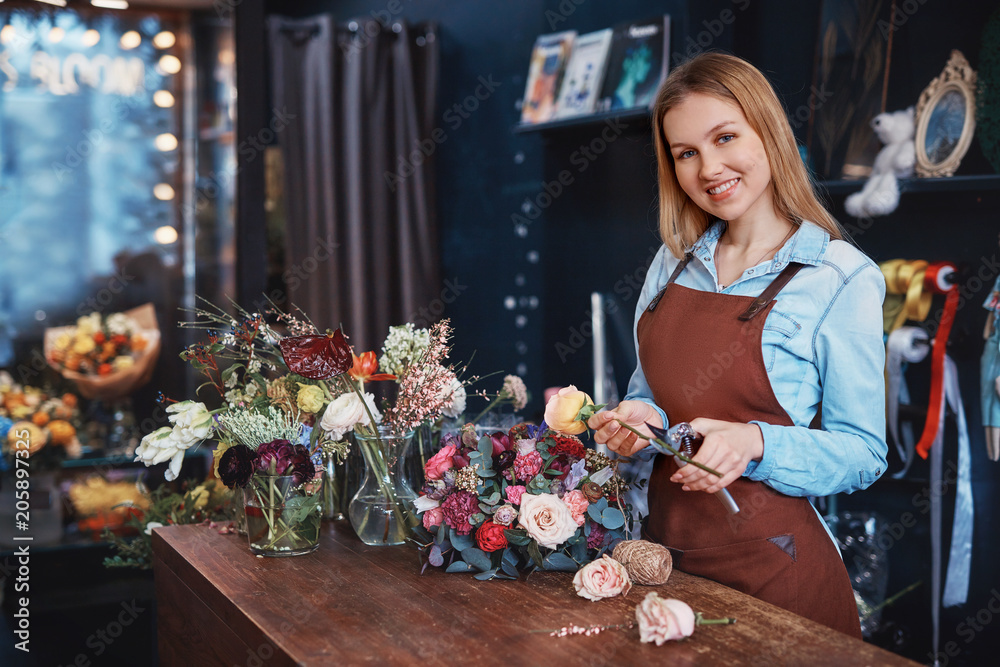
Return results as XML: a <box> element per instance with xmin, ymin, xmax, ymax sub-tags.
<box><xmin>663</xmin><ymin>92</ymin><xmax>775</xmax><ymax>226</ymax></box>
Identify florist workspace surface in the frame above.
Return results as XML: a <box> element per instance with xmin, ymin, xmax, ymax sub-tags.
<box><xmin>153</xmin><ymin>522</ymin><xmax>916</xmax><ymax>666</ymax></box>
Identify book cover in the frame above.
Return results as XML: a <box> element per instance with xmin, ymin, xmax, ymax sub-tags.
<box><xmin>520</xmin><ymin>30</ymin><xmax>576</xmax><ymax>124</ymax></box>
<box><xmin>553</xmin><ymin>29</ymin><xmax>614</xmax><ymax>119</ymax></box>
<box><xmin>596</xmin><ymin>16</ymin><xmax>670</xmax><ymax>113</ymax></box>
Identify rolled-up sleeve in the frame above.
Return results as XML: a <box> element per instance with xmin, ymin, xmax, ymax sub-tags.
<box><xmin>745</xmin><ymin>262</ymin><xmax>888</xmax><ymax>496</ymax></box>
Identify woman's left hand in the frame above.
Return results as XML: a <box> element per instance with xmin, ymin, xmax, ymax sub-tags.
<box><xmin>669</xmin><ymin>418</ymin><xmax>765</xmax><ymax>493</ymax></box>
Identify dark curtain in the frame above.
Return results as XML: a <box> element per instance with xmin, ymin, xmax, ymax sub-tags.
<box><xmin>268</xmin><ymin>15</ymin><xmax>440</xmax><ymax>351</ymax></box>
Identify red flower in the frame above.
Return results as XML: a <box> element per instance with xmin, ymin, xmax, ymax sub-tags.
<box><xmin>441</xmin><ymin>491</ymin><xmax>478</xmax><ymax>535</ymax></box>
<box><xmin>548</xmin><ymin>433</ymin><xmax>586</xmax><ymax>459</ymax></box>
<box><xmin>476</xmin><ymin>521</ymin><xmax>509</xmax><ymax>552</ymax></box>
<box><xmin>348</xmin><ymin>351</ymin><xmax>396</xmax><ymax>382</ymax></box>
<box><xmin>279</xmin><ymin>329</ymin><xmax>353</xmax><ymax>379</ymax></box>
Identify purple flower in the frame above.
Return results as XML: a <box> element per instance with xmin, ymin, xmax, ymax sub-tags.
<box><xmin>256</xmin><ymin>439</ymin><xmax>314</xmax><ymax>485</ymax></box>
<box><xmin>563</xmin><ymin>458</ymin><xmax>588</xmax><ymax>491</ymax></box>
<box><xmin>587</xmin><ymin>522</ymin><xmax>608</xmax><ymax>549</ymax></box>
<box><xmin>490</xmin><ymin>432</ymin><xmax>511</xmax><ymax>455</ymax></box>
<box><xmin>218</xmin><ymin>445</ymin><xmax>256</xmax><ymax>489</ymax></box>
<box><xmin>494</xmin><ymin>450</ymin><xmax>516</xmax><ymax>472</ymax></box>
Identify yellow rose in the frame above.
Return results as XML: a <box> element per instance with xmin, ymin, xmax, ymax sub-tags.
<box><xmin>72</xmin><ymin>336</ymin><xmax>96</xmax><ymax>356</ymax></box>
<box><xmin>543</xmin><ymin>385</ymin><xmax>594</xmax><ymax>435</ymax></box>
<box><xmin>296</xmin><ymin>383</ymin><xmax>326</xmax><ymax>414</ymax></box>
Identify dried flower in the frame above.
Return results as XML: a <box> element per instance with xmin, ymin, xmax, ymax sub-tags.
<box><xmin>279</xmin><ymin>329</ymin><xmax>352</xmax><ymax>380</ymax></box>
<box><xmin>453</xmin><ymin>464</ymin><xmax>481</xmax><ymax>493</ymax></box>
<box><xmin>493</xmin><ymin>504</ymin><xmax>517</xmax><ymax>526</ymax></box>
<box><xmin>502</xmin><ymin>374</ymin><xmax>529</xmax><ymax>411</ymax></box>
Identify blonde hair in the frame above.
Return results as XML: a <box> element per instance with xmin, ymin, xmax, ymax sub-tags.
<box><xmin>652</xmin><ymin>52</ymin><xmax>843</xmax><ymax>257</ymax></box>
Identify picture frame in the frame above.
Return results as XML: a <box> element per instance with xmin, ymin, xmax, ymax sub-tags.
<box><xmin>914</xmin><ymin>50</ymin><xmax>978</xmax><ymax>178</ymax></box>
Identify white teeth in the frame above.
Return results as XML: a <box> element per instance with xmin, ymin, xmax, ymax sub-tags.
<box><xmin>708</xmin><ymin>178</ymin><xmax>738</xmax><ymax>195</ymax></box>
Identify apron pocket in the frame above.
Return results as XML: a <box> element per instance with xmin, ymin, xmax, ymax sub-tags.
<box><xmin>672</xmin><ymin>535</ymin><xmax>799</xmax><ymax>607</ymax></box>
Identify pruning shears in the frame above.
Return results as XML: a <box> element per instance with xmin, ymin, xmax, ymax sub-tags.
<box><xmin>647</xmin><ymin>422</ymin><xmax>741</xmax><ymax>515</ymax></box>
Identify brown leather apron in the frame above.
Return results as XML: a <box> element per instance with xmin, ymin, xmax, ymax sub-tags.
<box><xmin>638</xmin><ymin>253</ymin><xmax>861</xmax><ymax>638</ymax></box>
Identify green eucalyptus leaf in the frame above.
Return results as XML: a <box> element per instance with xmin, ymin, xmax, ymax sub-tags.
<box><xmin>503</xmin><ymin>529</ymin><xmax>531</xmax><ymax>547</ymax></box>
<box><xmin>451</xmin><ymin>532</ymin><xmax>473</xmax><ymax>551</ymax></box>
<box><xmin>600</xmin><ymin>507</ymin><xmax>625</xmax><ymax>530</ymax></box>
<box><xmin>461</xmin><ymin>547</ymin><xmax>492</xmax><ymax>572</ymax></box>
<box><xmin>474</xmin><ymin>569</ymin><xmax>499</xmax><ymax>581</ymax></box>
<box><xmin>485</xmin><ymin>491</ymin><xmax>501</xmax><ymax>505</ymax></box>
<box><xmin>542</xmin><ymin>552</ymin><xmax>578</xmax><ymax>572</ymax></box>
<box><xmin>527</xmin><ymin>541</ymin><xmax>544</xmax><ymax>569</ymax></box>
<box><xmin>445</xmin><ymin>560</ymin><xmax>475</xmax><ymax>573</ymax></box>
<box><xmin>477</xmin><ymin>436</ymin><xmax>493</xmax><ymax>457</ymax></box>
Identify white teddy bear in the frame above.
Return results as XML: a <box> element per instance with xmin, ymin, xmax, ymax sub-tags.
<box><xmin>844</xmin><ymin>107</ymin><xmax>916</xmax><ymax>218</ymax></box>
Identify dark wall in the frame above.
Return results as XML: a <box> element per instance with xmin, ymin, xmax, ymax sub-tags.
<box><xmin>259</xmin><ymin>1</ymin><xmax>1000</xmax><ymax>664</ymax></box>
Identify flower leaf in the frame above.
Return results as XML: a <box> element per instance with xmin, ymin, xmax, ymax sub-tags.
<box><xmin>429</xmin><ymin>544</ymin><xmax>444</xmax><ymax>567</ymax></box>
<box><xmin>461</xmin><ymin>547</ymin><xmax>492</xmax><ymax>572</ymax></box>
<box><xmin>473</xmin><ymin>568</ymin><xmax>498</xmax><ymax>581</ymax></box>
<box><xmin>485</xmin><ymin>491</ymin><xmax>501</xmax><ymax>505</ymax></box>
<box><xmin>527</xmin><ymin>540</ymin><xmax>545</xmax><ymax>569</ymax></box>
<box><xmin>542</xmin><ymin>552</ymin><xmax>578</xmax><ymax>572</ymax></box>
<box><xmin>600</xmin><ymin>507</ymin><xmax>625</xmax><ymax>530</ymax></box>
<box><xmin>445</xmin><ymin>560</ymin><xmax>475</xmax><ymax>573</ymax></box>
<box><xmin>451</xmin><ymin>531</ymin><xmax>473</xmax><ymax>551</ymax></box>
<box><xmin>503</xmin><ymin>528</ymin><xmax>531</xmax><ymax>547</ymax></box>
<box><xmin>477</xmin><ymin>436</ymin><xmax>493</xmax><ymax>458</ymax></box>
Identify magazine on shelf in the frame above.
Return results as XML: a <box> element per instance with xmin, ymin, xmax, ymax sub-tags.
<box><xmin>553</xmin><ymin>29</ymin><xmax>614</xmax><ymax>119</ymax></box>
<box><xmin>596</xmin><ymin>15</ymin><xmax>670</xmax><ymax>113</ymax></box>
<box><xmin>520</xmin><ymin>30</ymin><xmax>576</xmax><ymax>124</ymax></box>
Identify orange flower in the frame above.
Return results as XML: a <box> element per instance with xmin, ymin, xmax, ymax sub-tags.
<box><xmin>32</xmin><ymin>411</ymin><xmax>50</xmax><ymax>427</ymax></box>
<box><xmin>348</xmin><ymin>351</ymin><xmax>396</xmax><ymax>383</ymax></box>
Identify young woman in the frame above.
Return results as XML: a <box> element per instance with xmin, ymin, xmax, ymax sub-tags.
<box><xmin>588</xmin><ymin>52</ymin><xmax>887</xmax><ymax>638</ymax></box>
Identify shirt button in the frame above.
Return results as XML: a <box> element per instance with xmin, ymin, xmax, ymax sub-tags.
<box><xmin>748</xmin><ymin>269</ymin><xmax>755</xmax><ymax>274</ymax></box>
<box><xmin>703</xmin><ymin>256</ymin><xmax>711</xmax><ymax>262</ymax></box>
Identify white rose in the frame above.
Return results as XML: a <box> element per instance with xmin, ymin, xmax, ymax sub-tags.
<box><xmin>166</xmin><ymin>401</ymin><xmax>214</xmax><ymax>447</ymax></box>
<box><xmin>320</xmin><ymin>391</ymin><xmax>381</xmax><ymax>440</ymax></box>
<box><xmin>517</xmin><ymin>492</ymin><xmax>579</xmax><ymax>549</ymax></box>
<box><xmin>134</xmin><ymin>427</ymin><xmax>189</xmax><ymax>481</ymax></box>
<box><xmin>440</xmin><ymin>376</ymin><xmax>466</xmax><ymax>419</ymax></box>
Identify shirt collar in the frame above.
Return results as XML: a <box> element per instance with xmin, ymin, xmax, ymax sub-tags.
<box><xmin>689</xmin><ymin>219</ymin><xmax>829</xmax><ymax>271</ymax></box>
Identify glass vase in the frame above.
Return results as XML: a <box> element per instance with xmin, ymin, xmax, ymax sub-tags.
<box><xmin>243</xmin><ymin>474</ymin><xmax>321</xmax><ymax>557</ymax></box>
<box><xmin>348</xmin><ymin>427</ymin><xmax>419</xmax><ymax>546</ymax></box>
<box><xmin>321</xmin><ymin>451</ymin><xmax>348</xmax><ymax>521</ymax></box>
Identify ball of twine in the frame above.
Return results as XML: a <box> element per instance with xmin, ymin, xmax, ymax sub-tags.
<box><xmin>611</xmin><ymin>540</ymin><xmax>673</xmax><ymax>585</ymax></box>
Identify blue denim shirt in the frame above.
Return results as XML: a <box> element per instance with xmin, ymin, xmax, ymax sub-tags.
<box><xmin>625</xmin><ymin>220</ymin><xmax>888</xmax><ymax>498</ymax></box>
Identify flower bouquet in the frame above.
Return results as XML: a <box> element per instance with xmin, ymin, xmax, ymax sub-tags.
<box><xmin>44</xmin><ymin>303</ymin><xmax>160</xmax><ymax>401</ymax></box>
<box><xmin>0</xmin><ymin>372</ymin><xmax>83</xmax><ymax>463</ymax></box>
<box><xmin>215</xmin><ymin>408</ymin><xmax>322</xmax><ymax>556</ymax></box>
<box><xmin>410</xmin><ymin>387</ymin><xmax>634</xmax><ymax>580</ymax></box>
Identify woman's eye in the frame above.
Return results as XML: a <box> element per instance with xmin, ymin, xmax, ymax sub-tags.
<box><xmin>718</xmin><ymin>134</ymin><xmax>735</xmax><ymax>144</ymax></box>
<box><xmin>679</xmin><ymin>149</ymin><xmax>696</xmax><ymax>159</ymax></box>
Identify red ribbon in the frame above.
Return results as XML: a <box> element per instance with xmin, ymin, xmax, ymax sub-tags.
<box><xmin>915</xmin><ymin>263</ymin><xmax>957</xmax><ymax>460</ymax></box>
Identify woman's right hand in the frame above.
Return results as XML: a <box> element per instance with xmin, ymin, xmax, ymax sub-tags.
<box><xmin>587</xmin><ymin>400</ymin><xmax>663</xmax><ymax>457</ymax></box>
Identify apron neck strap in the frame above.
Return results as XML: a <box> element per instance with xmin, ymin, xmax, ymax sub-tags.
<box><xmin>738</xmin><ymin>263</ymin><xmax>805</xmax><ymax>321</ymax></box>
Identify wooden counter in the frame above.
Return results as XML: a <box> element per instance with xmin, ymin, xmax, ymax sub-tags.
<box><xmin>153</xmin><ymin>521</ymin><xmax>917</xmax><ymax>666</ymax></box>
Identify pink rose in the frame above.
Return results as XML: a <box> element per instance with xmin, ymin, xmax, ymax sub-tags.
<box><xmin>424</xmin><ymin>443</ymin><xmax>457</xmax><ymax>481</ymax></box>
<box><xmin>635</xmin><ymin>593</ymin><xmax>696</xmax><ymax>645</ymax></box>
<box><xmin>562</xmin><ymin>489</ymin><xmax>589</xmax><ymax>526</ymax></box>
<box><xmin>573</xmin><ymin>555</ymin><xmax>632</xmax><ymax>601</ymax></box>
<box><xmin>517</xmin><ymin>492</ymin><xmax>578</xmax><ymax>549</ymax></box>
<box><xmin>422</xmin><ymin>507</ymin><xmax>444</xmax><ymax>530</ymax></box>
<box><xmin>505</xmin><ymin>485</ymin><xmax>526</xmax><ymax>505</ymax></box>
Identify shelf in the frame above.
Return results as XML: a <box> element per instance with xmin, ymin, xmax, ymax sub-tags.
<box><xmin>817</xmin><ymin>173</ymin><xmax>1000</xmax><ymax>195</ymax></box>
<box><xmin>512</xmin><ymin>106</ymin><xmax>652</xmax><ymax>134</ymax></box>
